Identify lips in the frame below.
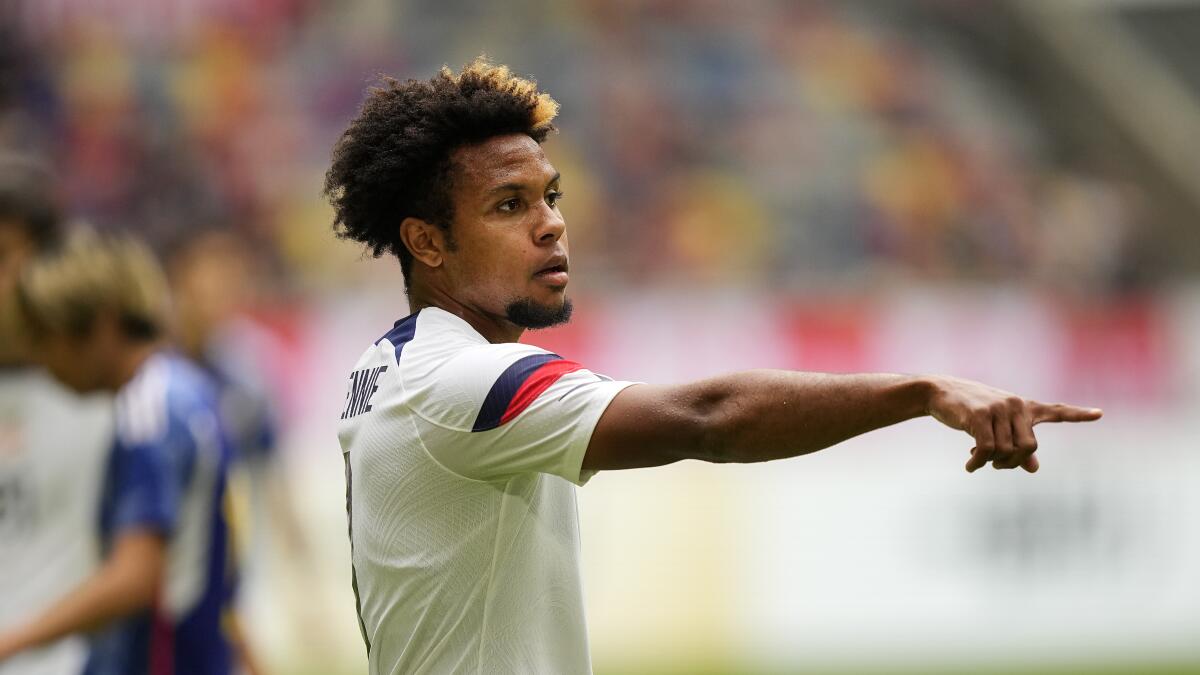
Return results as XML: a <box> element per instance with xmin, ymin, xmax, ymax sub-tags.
<box><xmin>535</xmin><ymin>256</ymin><xmax>569</xmax><ymax>286</ymax></box>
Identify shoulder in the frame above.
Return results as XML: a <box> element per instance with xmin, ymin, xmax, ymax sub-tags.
<box><xmin>344</xmin><ymin>307</ymin><xmax>587</xmax><ymax>430</ymax></box>
<box><xmin>115</xmin><ymin>352</ymin><xmax>219</xmax><ymax>450</ymax></box>
<box><xmin>115</xmin><ymin>353</ymin><xmax>172</xmax><ymax>447</ymax></box>
<box><xmin>407</xmin><ymin>337</ymin><xmax>584</xmax><ymax>432</ymax></box>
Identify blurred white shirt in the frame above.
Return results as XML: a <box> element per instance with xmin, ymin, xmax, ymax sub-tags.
<box><xmin>0</xmin><ymin>368</ymin><xmax>112</xmax><ymax>675</ymax></box>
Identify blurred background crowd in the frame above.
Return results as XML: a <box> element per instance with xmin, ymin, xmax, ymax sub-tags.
<box><xmin>1</xmin><ymin>0</ymin><xmax>1198</xmax><ymax>673</ymax></box>
<box><xmin>5</xmin><ymin>0</ymin><xmax>1198</xmax><ymax>294</ymax></box>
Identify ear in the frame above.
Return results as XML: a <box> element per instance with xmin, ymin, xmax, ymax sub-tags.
<box><xmin>399</xmin><ymin>217</ymin><xmax>449</xmax><ymax>271</ymax></box>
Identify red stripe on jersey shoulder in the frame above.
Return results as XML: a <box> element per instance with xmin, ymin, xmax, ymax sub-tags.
<box><xmin>498</xmin><ymin>359</ymin><xmax>585</xmax><ymax>426</ymax></box>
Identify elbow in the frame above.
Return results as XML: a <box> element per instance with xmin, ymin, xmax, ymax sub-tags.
<box><xmin>102</xmin><ymin>561</ymin><xmax>160</xmax><ymax>617</ymax></box>
<box><xmin>688</xmin><ymin>388</ymin><xmax>744</xmax><ymax>464</ymax></box>
<box><xmin>128</xmin><ymin>549</ymin><xmax>166</xmax><ymax>611</ymax></box>
<box><xmin>129</xmin><ymin>566</ymin><xmax>163</xmax><ymax>610</ymax></box>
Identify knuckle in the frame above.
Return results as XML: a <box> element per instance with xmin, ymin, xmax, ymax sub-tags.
<box><xmin>1006</xmin><ymin>396</ymin><xmax>1024</xmax><ymax>410</ymax></box>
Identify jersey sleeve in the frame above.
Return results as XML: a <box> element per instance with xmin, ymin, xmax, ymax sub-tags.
<box><xmin>109</xmin><ymin>424</ymin><xmax>194</xmax><ymax>536</ymax></box>
<box><xmin>406</xmin><ymin>343</ymin><xmax>636</xmax><ymax>485</ymax></box>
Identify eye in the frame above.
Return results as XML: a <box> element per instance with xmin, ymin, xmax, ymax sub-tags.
<box><xmin>498</xmin><ymin>197</ymin><xmax>521</xmax><ymax>213</ymax></box>
<box><xmin>546</xmin><ymin>191</ymin><xmax>565</xmax><ymax>207</ymax></box>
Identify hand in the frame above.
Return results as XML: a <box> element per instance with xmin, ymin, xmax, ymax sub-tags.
<box><xmin>924</xmin><ymin>375</ymin><xmax>1102</xmax><ymax>473</ymax></box>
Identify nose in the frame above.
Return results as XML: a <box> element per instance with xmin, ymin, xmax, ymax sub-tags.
<box><xmin>533</xmin><ymin>202</ymin><xmax>565</xmax><ymax>246</ymax></box>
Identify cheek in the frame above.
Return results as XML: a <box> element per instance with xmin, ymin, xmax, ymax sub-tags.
<box><xmin>453</xmin><ymin>230</ymin><xmax>530</xmax><ymax>283</ymax></box>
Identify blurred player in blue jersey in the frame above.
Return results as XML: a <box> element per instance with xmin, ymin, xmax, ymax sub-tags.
<box><xmin>0</xmin><ymin>230</ymin><xmax>240</xmax><ymax>675</ymax></box>
<box><xmin>0</xmin><ymin>155</ymin><xmax>112</xmax><ymax>675</ymax></box>
<box><xmin>167</xmin><ymin>230</ymin><xmax>309</xmax><ymax>571</ymax></box>
<box><xmin>167</xmin><ymin>230</ymin><xmax>310</xmax><ymax>667</ymax></box>
<box><xmin>168</xmin><ymin>231</ymin><xmax>278</xmax><ymax>479</ymax></box>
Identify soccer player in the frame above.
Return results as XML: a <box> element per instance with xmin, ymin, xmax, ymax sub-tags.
<box><xmin>0</xmin><ymin>155</ymin><xmax>112</xmax><ymax>675</ymax></box>
<box><xmin>325</xmin><ymin>59</ymin><xmax>1102</xmax><ymax>674</ymax></box>
<box><xmin>167</xmin><ymin>230</ymin><xmax>301</xmax><ymax>674</ymax></box>
<box><xmin>167</xmin><ymin>231</ymin><xmax>304</xmax><ymax>561</ymax></box>
<box><xmin>0</xmin><ymin>231</ymin><xmax>239</xmax><ymax>675</ymax></box>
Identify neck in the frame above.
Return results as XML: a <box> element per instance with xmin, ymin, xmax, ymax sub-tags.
<box><xmin>110</xmin><ymin>340</ymin><xmax>160</xmax><ymax>390</ymax></box>
<box><xmin>407</xmin><ymin>278</ymin><xmax>523</xmax><ymax>344</ymax></box>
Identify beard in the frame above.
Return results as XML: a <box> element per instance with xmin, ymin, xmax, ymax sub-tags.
<box><xmin>505</xmin><ymin>296</ymin><xmax>573</xmax><ymax>329</ymax></box>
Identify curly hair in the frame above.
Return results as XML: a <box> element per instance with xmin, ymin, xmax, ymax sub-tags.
<box><xmin>324</xmin><ymin>58</ymin><xmax>559</xmax><ymax>282</ymax></box>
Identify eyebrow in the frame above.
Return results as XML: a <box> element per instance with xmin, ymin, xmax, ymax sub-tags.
<box><xmin>484</xmin><ymin>172</ymin><xmax>561</xmax><ymax>197</ymax></box>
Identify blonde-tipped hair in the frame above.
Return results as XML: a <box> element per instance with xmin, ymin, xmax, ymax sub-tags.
<box><xmin>442</xmin><ymin>58</ymin><xmax>559</xmax><ymax>131</ymax></box>
<box><xmin>17</xmin><ymin>229</ymin><xmax>170</xmax><ymax>341</ymax></box>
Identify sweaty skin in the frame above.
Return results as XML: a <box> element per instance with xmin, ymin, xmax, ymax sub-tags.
<box><xmin>395</xmin><ymin>134</ymin><xmax>1102</xmax><ymax>474</ymax></box>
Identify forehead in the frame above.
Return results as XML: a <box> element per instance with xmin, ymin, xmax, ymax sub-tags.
<box><xmin>451</xmin><ymin>134</ymin><xmax>555</xmax><ymax>194</ymax></box>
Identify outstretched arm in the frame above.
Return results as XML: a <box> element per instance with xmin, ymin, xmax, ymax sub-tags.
<box><xmin>584</xmin><ymin>371</ymin><xmax>1101</xmax><ymax>473</ymax></box>
<box><xmin>0</xmin><ymin>529</ymin><xmax>164</xmax><ymax>661</ymax></box>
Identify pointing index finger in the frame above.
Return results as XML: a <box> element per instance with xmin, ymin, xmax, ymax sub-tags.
<box><xmin>1032</xmin><ymin>402</ymin><xmax>1104</xmax><ymax>425</ymax></box>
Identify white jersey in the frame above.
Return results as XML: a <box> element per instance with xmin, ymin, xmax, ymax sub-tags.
<box><xmin>0</xmin><ymin>368</ymin><xmax>112</xmax><ymax>675</ymax></box>
<box><xmin>338</xmin><ymin>307</ymin><xmax>634</xmax><ymax>675</ymax></box>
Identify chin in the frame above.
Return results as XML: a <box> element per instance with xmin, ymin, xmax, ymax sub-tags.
<box><xmin>55</xmin><ymin>377</ymin><xmax>91</xmax><ymax>395</ymax></box>
<box><xmin>46</xmin><ymin>366</ymin><xmax>100</xmax><ymax>394</ymax></box>
<box><xmin>505</xmin><ymin>296</ymin><xmax>573</xmax><ymax>330</ymax></box>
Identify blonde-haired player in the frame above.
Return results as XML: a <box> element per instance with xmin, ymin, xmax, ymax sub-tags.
<box><xmin>0</xmin><ymin>230</ymin><xmax>241</xmax><ymax>675</ymax></box>
<box><xmin>0</xmin><ymin>155</ymin><xmax>111</xmax><ymax>675</ymax></box>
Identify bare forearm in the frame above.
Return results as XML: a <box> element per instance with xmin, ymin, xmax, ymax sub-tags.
<box><xmin>691</xmin><ymin>370</ymin><xmax>932</xmax><ymax>463</ymax></box>
<box><xmin>0</xmin><ymin>533</ymin><xmax>161</xmax><ymax>659</ymax></box>
<box><xmin>587</xmin><ymin>369</ymin><xmax>1100</xmax><ymax>472</ymax></box>
<box><xmin>2</xmin><ymin>566</ymin><xmax>152</xmax><ymax>653</ymax></box>
<box><xmin>0</xmin><ymin>575</ymin><xmax>133</xmax><ymax>657</ymax></box>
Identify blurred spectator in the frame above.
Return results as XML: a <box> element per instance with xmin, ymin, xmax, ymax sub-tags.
<box><xmin>0</xmin><ymin>0</ymin><xmax>1156</xmax><ymax>294</ymax></box>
